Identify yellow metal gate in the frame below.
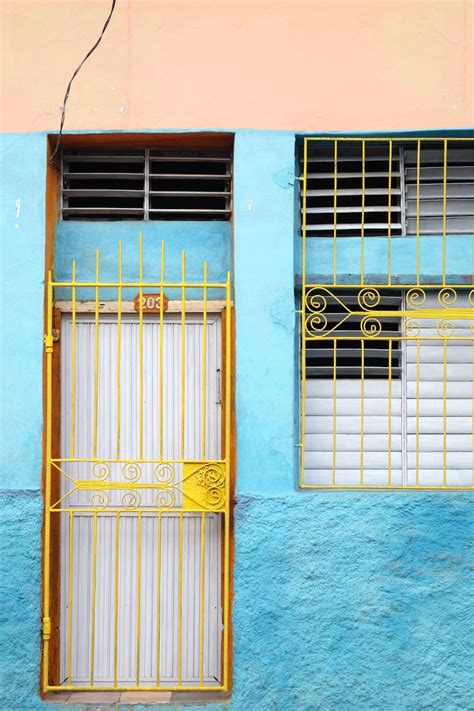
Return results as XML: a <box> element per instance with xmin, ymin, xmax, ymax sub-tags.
<box><xmin>42</xmin><ymin>235</ymin><xmax>233</xmax><ymax>692</ymax></box>
<box><xmin>300</xmin><ymin>136</ymin><xmax>474</xmax><ymax>489</ymax></box>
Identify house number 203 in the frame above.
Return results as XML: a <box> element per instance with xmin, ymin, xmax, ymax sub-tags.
<box><xmin>133</xmin><ymin>294</ymin><xmax>169</xmax><ymax>313</ymax></box>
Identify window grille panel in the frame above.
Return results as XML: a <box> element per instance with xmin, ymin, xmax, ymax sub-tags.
<box><xmin>301</xmin><ymin>284</ymin><xmax>473</xmax><ymax>489</ymax></box>
<box><xmin>300</xmin><ymin>138</ymin><xmax>474</xmax><ymax>239</ymax></box>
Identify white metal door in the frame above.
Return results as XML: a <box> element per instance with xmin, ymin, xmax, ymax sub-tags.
<box><xmin>59</xmin><ymin>313</ymin><xmax>223</xmax><ymax>686</ymax></box>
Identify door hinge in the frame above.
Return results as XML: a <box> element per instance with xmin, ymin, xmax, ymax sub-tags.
<box><xmin>43</xmin><ymin>335</ymin><xmax>54</xmax><ymax>353</ymax></box>
<box><xmin>44</xmin><ymin>330</ymin><xmax>59</xmax><ymax>352</ymax></box>
<box><xmin>42</xmin><ymin>616</ymin><xmax>51</xmax><ymax>640</ymax></box>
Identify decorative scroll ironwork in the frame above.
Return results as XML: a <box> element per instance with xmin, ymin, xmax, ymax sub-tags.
<box><xmin>50</xmin><ymin>460</ymin><xmax>227</xmax><ymax>512</ymax></box>
<box><xmin>304</xmin><ymin>286</ymin><xmax>474</xmax><ymax>340</ymax></box>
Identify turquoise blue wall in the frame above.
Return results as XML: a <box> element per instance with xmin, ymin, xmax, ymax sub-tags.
<box><xmin>1</xmin><ymin>130</ymin><xmax>473</xmax><ymax>710</ymax></box>
<box><xmin>54</xmin><ymin>220</ymin><xmax>231</xmax><ymax>301</ymax></box>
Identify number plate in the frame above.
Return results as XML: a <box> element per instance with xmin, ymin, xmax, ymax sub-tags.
<box><xmin>133</xmin><ymin>294</ymin><xmax>169</xmax><ymax>313</ymax></box>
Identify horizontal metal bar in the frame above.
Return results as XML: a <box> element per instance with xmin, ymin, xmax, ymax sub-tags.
<box><xmin>64</xmin><ymin>172</ymin><xmax>145</xmax><ymax>180</ymax></box>
<box><xmin>149</xmin><ymin>190</ymin><xmax>231</xmax><ymax>196</ymax></box>
<box><xmin>300</xmin><ymin>484</ymin><xmax>474</xmax><ymax>489</ymax></box>
<box><xmin>405</xmin><ymin>166</ymin><xmax>474</xmax><ymax>181</ymax></box>
<box><xmin>63</xmin><ymin>189</ymin><xmax>144</xmax><ymax>197</ymax></box>
<box><xmin>405</xmin><ymin>183</ymin><xmax>474</xmax><ymax>198</ymax></box>
<box><xmin>63</xmin><ymin>208</ymin><xmax>144</xmax><ymax>215</ymax></box>
<box><xmin>51</xmin><ymin>458</ymin><xmax>227</xmax><ymax>463</ymax></box>
<box><xmin>306</xmin><ymin>366</ymin><xmax>402</xmax><ymax>375</ymax></box>
<box><xmin>50</xmin><ymin>281</ymin><xmax>228</xmax><ymax>287</ymax></box>
<box><xmin>303</xmin><ymin>284</ymin><xmax>473</xmax><ymax>289</ymax></box>
<box><xmin>306</xmin><ymin>348</ymin><xmax>401</xmax><ymax>357</ymax></box>
<box><xmin>148</xmin><ymin>208</ymin><xmax>230</xmax><ymax>214</ymax></box>
<box><xmin>304</xmin><ymin>206</ymin><xmax>402</xmax><ymax>214</ymax></box>
<box><xmin>305</xmin><ymin>223</ymin><xmax>403</xmax><ymax>230</ymax></box>
<box><xmin>150</xmin><ymin>173</ymin><xmax>229</xmax><ymax>179</ymax></box>
<box><xmin>304</xmin><ymin>137</ymin><xmax>474</xmax><ymax>141</ymax></box>
<box><xmin>149</xmin><ymin>156</ymin><xmax>230</xmax><ymax>162</ymax></box>
<box><xmin>305</xmin><ymin>188</ymin><xmax>402</xmax><ymax>196</ymax></box>
<box><xmin>50</xmin><ymin>508</ymin><xmax>227</xmax><ymax>514</ymax></box>
<box><xmin>63</xmin><ymin>155</ymin><xmax>145</xmax><ymax>163</ymax></box>
<box><xmin>304</xmin><ymin>336</ymin><xmax>473</xmax><ymax>341</ymax></box>
<box><xmin>306</xmin><ymin>171</ymin><xmax>396</xmax><ymax>179</ymax></box>
<box><xmin>46</xmin><ymin>685</ymin><xmax>228</xmax><ymax>692</ymax></box>
<box><xmin>306</xmin><ymin>155</ymin><xmax>400</xmax><ymax>163</ymax></box>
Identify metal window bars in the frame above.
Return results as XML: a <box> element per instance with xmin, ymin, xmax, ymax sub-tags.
<box><xmin>61</xmin><ymin>149</ymin><xmax>233</xmax><ymax>221</ymax></box>
<box><xmin>300</xmin><ymin>137</ymin><xmax>474</xmax><ymax>489</ymax></box>
<box><xmin>42</xmin><ymin>234</ymin><xmax>232</xmax><ymax>692</ymax></box>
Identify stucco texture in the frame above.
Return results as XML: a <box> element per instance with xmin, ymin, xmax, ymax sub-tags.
<box><xmin>1</xmin><ymin>491</ymin><xmax>473</xmax><ymax>710</ymax></box>
<box><xmin>1</xmin><ymin>1</ymin><xmax>472</xmax><ymax>133</ymax></box>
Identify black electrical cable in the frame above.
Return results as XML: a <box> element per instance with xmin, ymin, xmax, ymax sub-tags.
<box><xmin>49</xmin><ymin>0</ymin><xmax>118</xmax><ymax>167</ymax></box>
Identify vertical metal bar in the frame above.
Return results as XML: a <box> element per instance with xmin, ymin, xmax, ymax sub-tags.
<box><xmin>360</xmin><ymin>140</ymin><xmax>365</xmax><ymax>285</ymax></box>
<box><xmin>199</xmin><ymin>511</ymin><xmax>206</xmax><ymax>687</ymax></box>
<box><xmin>443</xmin><ymin>338</ymin><xmax>448</xmax><ymax>487</ymax></box>
<box><xmin>177</xmin><ymin>512</ymin><xmax>184</xmax><ymax>688</ymax></box>
<box><xmin>222</xmin><ymin>273</ymin><xmax>231</xmax><ymax>689</ymax></box>
<box><xmin>144</xmin><ymin>149</ymin><xmax>150</xmax><ymax>221</ymax></box>
<box><xmin>416</xmin><ymin>140</ymin><xmax>421</xmax><ymax>285</ymax></box>
<box><xmin>387</xmin><ymin>341</ymin><xmax>392</xmax><ymax>487</ymax></box>
<box><xmin>155</xmin><ymin>511</ymin><xmax>162</xmax><ymax>686</ymax></box>
<box><xmin>180</xmin><ymin>252</ymin><xmax>186</xmax><ymax>461</ymax></box>
<box><xmin>70</xmin><ymin>261</ymin><xmax>76</xmax><ymax>458</ymax></box>
<box><xmin>42</xmin><ymin>270</ymin><xmax>53</xmax><ymax>691</ymax></box>
<box><xmin>93</xmin><ymin>251</ymin><xmax>100</xmax><ymax>459</ymax></box>
<box><xmin>89</xmin><ymin>512</ymin><xmax>98</xmax><ymax>687</ymax></box>
<box><xmin>135</xmin><ymin>512</ymin><xmax>142</xmax><ymax>686</ymax></box>
<box><xmin>399</xmin><ymin>146</ymin><xmax>407</xmax><ymax>240</ymax></box>
<box><xmin>159</xmin><ymin>241</ymin><xmax>165</xmax><ymax>461</ymax></box>
<box><xmin>472</xmin><ymin>340</ymin><xmax>474</xmax><ymax>487</ymax></box>
<box><xmin>360</xmin><ymin>340</ymin><xmax>365</xmax><ymax>486</ymax></box>
<box><xmin>113</xmin><ymin>511</ymin><xmax>120</xmax><ymax>688</ymax></box>
<box><xmin>300</xmin><ymin>138</ymin><xmax>308</xmax><ymax>486</ymax></box>
<box><xmin>66</xmin><ymin>511</ymin><xmax>74</xmax><ymax>686</ymax></box>
<box><xmin>116</xmin><ymin>242</ymin><xmax>122</xmax><ymax>460</ymax></box>
<box><xmin>202</xmin><ymin>261</ymin><xmax>208</xmax><ymax>460</ymax></box>
<box><xmin>139</xmin><ymin>232</ymin><xmax>144</xmax><ymax>461</ymax></box>
<box><xmin>387</xmin><ymin>140</ymin><xmax>393</xmax><ymax>286</ymax></box>
<box><xmin>332</xmin><ymin>340</ymin><xmax>337</xmax><ymax>485</ymax></box>
<box><xmin>442</xmin><ymin>140</ymin><xmax>448</xmax><ymax>286</ymax></box>
<box><xmin>333</xmin><ymin>140</ymin><xmax>338</xmax><ymax>286</ymax></box>
<box><xmin>415</xmin><ymin>339</ymin><xmax>421</xmax><ymax>487</ymax></box>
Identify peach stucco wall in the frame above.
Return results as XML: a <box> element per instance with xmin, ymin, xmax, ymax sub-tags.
<box><xmin>1</xmin><ymin>0</ymin><xmax>473</xmax><ymax>133</ymax></box>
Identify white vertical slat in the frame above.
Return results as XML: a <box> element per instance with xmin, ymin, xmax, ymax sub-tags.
<box><xmin>405</xmin><ymin>292</ymin><xmax>472</xmax><ymax>487</ymax></box>
<box><xmin>60</xmin><ymin>314</ymin><xmax>223</xmax><ymax>685</ymax></box>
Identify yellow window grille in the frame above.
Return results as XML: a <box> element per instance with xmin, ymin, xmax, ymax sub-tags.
<box><xmin>300</xmin><ymin>137</ymin><xmax>474</xmax><ymax>489</ymax></box>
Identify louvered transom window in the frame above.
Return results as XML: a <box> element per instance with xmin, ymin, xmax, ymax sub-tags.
<box><xmin>301</xmin><ymin>142</ymin><xmax>403</xmax><ymax>237</ymax></box>
<box><xmin>305</xmin><ymin>290</ymin><xmax>402</xmax><ymax>379</ymax></box>
<box><xmin>300</xmin><ymin>139</ymin><xmax>474</xmax><ymax>237</ymax></box>
<box><xmin>404</xmin><ymin>144</ymin><xmax>474</xmax><ymax>234</ymax></box>
<box><xmin>62</xmin><ymin>149</ymin><xmax>232</xmax><ymax>220</ymax></box>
